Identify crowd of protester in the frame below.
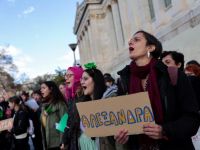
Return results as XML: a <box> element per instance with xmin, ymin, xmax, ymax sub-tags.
<box><xmin>0</xmin><ymin>30</ymin><xmax>200</xmax><ymax>150</ymax></box>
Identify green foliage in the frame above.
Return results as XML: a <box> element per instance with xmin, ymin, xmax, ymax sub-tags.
<box><xmin>53</xmin><ymin>75</ymin><xmax>65</xmax><ymax>85</ymax></box>
<box><xmin>0</xmin><ymin>46</ymin><xmax>18</xmax><ymax>91</ymax></box>
<box><xmin>24</xmin><ymin>67</ymin><xmax>66</xmax><ymax>91</ymax></box>
<box><xmin>0</xmin><ymin>48</ymin><xmax>17</xmax><ymax>72</ymax></box>
<box><xmin>53</xmin><ymin>67</ymin><xmax>66</xmax><ymax>85</ymax></box>
<box><xmin>31</xmin><ymin>74</ymin><xmax>54</xmax><ymax>91</ymax></box>
<box><xmin>55</xmin><ymin>67</ymin><xmax>66</xmax><ymax>76</ymax></box>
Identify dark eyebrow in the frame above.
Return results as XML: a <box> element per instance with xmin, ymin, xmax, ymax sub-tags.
<box><xmin>133</xmin><ymin>36</ymin><xmax>142</xmax><ymax>40</ymax></box>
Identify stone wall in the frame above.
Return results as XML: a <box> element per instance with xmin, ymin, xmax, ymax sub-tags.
<box><xmin>74</xmin><ymin>0</ymin><xmax>200</xmax><ymax>76</ymax></box>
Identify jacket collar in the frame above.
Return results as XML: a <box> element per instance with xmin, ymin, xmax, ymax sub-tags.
<box><xmin>117</xmin><ymin>65</ymin><xmax>130</xmax><ymax>76</ymax></box>
<box><xmin>117</xmin><ymin>60</ymin><xmax>167</xmax><ymax>75</ymax></box>
<box><xmin>155</xmin><ymin>60</ymin><xmax>168</xmax><ymax>74</ymax></box>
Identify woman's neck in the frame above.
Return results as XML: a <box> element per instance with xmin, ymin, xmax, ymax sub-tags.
<box><xmin>14</xmin><ymin>105</ymin><xmax>19</xmax><ymax>112</ymax></box>
<box><xmin>44</xmin><ymin>95</ymin><xmax>52</xmax><ymax>102</ymax></box>
<box><xmin>135</xmin><ymin>57</ymin><xmax>151</xmax><ymax>66</ymax></box>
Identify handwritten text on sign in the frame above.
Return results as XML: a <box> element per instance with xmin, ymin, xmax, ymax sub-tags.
<box><xmin>0</xmin><ymin>118</ymin><xmax>13</xmax><ymax>131</ymax></box>
<box><xmin>76</xmin><ymin>92</ymin><xmax>154</xmax><ymax>137</ymax></box>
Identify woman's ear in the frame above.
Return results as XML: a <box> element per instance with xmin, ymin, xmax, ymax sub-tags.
<box><xmin>148</xmin><ymin>45</ymin><xmax>156</xmax><ymax>52</ymax></box>
<box><xmin>50</xmin><ymin>87</ymin><xmax>53</xmax><ymax>92</ymax></box>
<box><xmin>177</xmin><ymin>63</ymin><xmax>182</xmax><ymax>68</ymax></box>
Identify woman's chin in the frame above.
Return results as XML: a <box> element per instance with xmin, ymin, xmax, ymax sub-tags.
<box><xmin>129</xmin><ymin>55</ymin><xmax>135</xmax><ymax>60</ymax></box>
<box><xmin>83</xmin><ymin>91</ymin><xmax>88</xmax><ymax>95</ymax></box>
<box><xmin>67</xmin><ymin>84</ymin><xmax>72</xmax><ymax>88</ymax></box>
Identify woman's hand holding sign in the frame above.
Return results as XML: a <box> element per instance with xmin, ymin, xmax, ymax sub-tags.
<box><xmin>115</xmin><ymin>123</ymin><xmax>168</xmax><ymax>145</ymax></box>
<box><xmin>114</xmin><ymin>129</ymin><xmax>129</xmax><ymax>144</ymax></box>
<box><xmin>143</xmin><ymin>123</ymin><xmax>168</xmax><ymax>140</ymax></box>
<box><xmin>143</xmin><ymin>123</ymin><xmax>163</xmax><ymax>139</ymax></box>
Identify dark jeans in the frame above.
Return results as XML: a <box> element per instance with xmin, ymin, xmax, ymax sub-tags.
<box><xmin>0</xmin><ymin>132</ymin><xmax>15</xmax><ymax>150</ymax></box>
<box><xmin>15</xmin><ymin>137</ymin><xmax>29</xmax><ymax>150</ymax></box>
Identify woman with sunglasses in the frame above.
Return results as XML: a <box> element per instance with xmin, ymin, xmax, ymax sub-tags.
<box><xmin>61</xmin><ymin>66</ymin><xmax>84</xmax><ymax>150</ymax></box>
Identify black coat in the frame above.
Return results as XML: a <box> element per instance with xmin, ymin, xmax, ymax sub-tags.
<box><xmin>117</xmin><ymin>61</ymin><xmax>200</xmax><ymax>150</ymax></box>
<box><xmin>62</xmin><ymin>95</ymin><xmax>87</xmax><ymax>150</ymax></box>
<box><xmin>188</xmin><ymin>75</ymin><xmax>200</xmax><ymax>109</ymax></box>
<box><xmin>12</xmin><ymin>109</ymin><xmax>29</xmax><ymax>136</ymax></box>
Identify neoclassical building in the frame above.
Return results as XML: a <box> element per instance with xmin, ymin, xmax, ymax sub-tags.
<box><xmin>74</xmin><ymin>0</ymin><xmax>200</xmax><ymax>75</ymax></box>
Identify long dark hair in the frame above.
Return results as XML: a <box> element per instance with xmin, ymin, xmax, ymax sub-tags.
<box><xmin>135</xmin><ymin>30</ymin><xmax>163</xmax><ymax>59</ymax></box>
<box><xmin>41</xmin><ymin>81</ymin><xmax>66</xmax><ymax>104</ymax></box>
<box><xmin>84</xmin><ymin>68</ymin><xmax>106</xmax><ymax>100</ymax></box>
<box><xmin>8</xmin><ymin>96</ymin><xmax>21</xmax><ymax>105</ymax></box>
<box><xmin>8</xmin><ymin>96</ymin><xmax>27</xmax><ymax>111</ymax></box>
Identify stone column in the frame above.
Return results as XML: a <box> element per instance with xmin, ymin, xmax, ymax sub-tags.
<box><xmin>127</xmin><ymin>0</ymin><xmax>140</xmax><ymax>34</ymax></box>
<box><xmin>111</xmin><ymin>1</ymin><xmax>124</xmax><ymax>50</ymax></box>
<box><xmin>117</xmin><ymin>0</ymin><xmax>132</xmax><ymax>44</ymax></box>
<box><xmin>78</xmin><ymin>37</ymin><xmax>85</xmax><ymax>64</ymax></box>
<box><xmin>81</xmin><ymin>31</ymin><xmax>88</xmax><ymax>64</ymax></box>
<box><xmin>85</xmin><ymin>26</ymin><xmax>92</xmax><ymax>62</ymax></box>
<box><xmin>87</xmin><ymin>20</ymin><xmax>95</xmax><ymax>61</ymax></box>
<box><xmin>89</xmin><ymin>15</ymin><xmax>98</xmax><ymax>62</ymax></box>
<box><xmin>105</xmin><ymin>6</ymin><xmax>118</xmax><ymax>53</ymax></box>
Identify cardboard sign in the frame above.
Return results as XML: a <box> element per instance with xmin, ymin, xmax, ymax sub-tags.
<box><xmin>76</xmin><ymin>92</ymin><xmax>154</xmax><ymax>137</ymax></box>
<box><xmin>0</xmin><ymin>118</ymin><xmax>13</xmax><ymax>131</ymax></box>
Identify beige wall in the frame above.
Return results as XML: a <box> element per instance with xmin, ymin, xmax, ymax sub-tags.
<box><xmin>74</xmin><ymin>0</ymin><xmax>200</xmax><ymax>76</ymax></box>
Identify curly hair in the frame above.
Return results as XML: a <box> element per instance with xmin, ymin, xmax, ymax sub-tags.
<box><xmin>185</xmin><ymin>64</ymin><xmax>200</xmax><ymax>78</ymax></box>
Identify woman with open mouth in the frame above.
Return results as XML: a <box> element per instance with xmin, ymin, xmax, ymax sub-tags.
<box><xmin>78</xmin><ymin>63</ymin><xmax>120</xmax><ymax>150</ymax></box>
<box><xmin>65</xmin><ymin>66</ymin><xmax>84</xmax><ymax>102</ymax></box>
<box><xmin>114</xmin><ymin>30</ymin><xmax>200</xmax><ymax>150</ymax></box>
<box><xmin>80</xmin><ymin>65</ymin><xmax>105</xmax><ymax>150</ymax></box>
<box><xmin>61</xmin><ymin>66</ymin><xmax>84</xmax><ymax>150</ymax></box>
<box><xmin>40</xmin><ymin>81</ymin><xmax>67</xmax><ymax>150</ymax></box>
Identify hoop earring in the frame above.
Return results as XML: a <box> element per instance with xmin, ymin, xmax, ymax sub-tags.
<box><xmin>147</xmin><ymin>51</ymin><xmax>150</xmax><ymax>58</ymax></box>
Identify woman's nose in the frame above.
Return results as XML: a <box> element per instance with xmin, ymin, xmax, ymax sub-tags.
<box><xmin>80</xmin><ymin>79</ymin><xmax>84</xmax><ymax>85</ymax></box>
<box><xmin>128</xmin><ymin>40</ymin><xmax>131</xmax><ymax>46</ymax></box>
<box><xmin>128</xmin><ymin>39</ymin><xmax>133</xmax><ymax>46</ymax></box>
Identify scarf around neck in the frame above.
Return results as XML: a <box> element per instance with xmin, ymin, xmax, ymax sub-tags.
<box><xmin>129</xmin><ymin>58</ymin><xmax>163</xmax><ymax>124</ymax></box>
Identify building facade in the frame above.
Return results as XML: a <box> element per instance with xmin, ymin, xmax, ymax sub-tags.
<box><xmin>74</xmin><ymin>0</ymin><xmax>200</xmax><ymax>75</ymax></box>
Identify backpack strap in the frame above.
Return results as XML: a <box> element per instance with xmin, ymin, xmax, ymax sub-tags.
<box><xmin>167</xmin><ymin>67</ymin><xmax>178</xmax><ymax>86</ymax></box>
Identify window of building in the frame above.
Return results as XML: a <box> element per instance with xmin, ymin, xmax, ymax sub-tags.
<box><xmin>164</xmin><ymin>0</ymin><xmax>172</xmax><ymax>9</ymax></box>
<box><xmin>148</xmin><ymin>0</ymin><xmax>155</xmax><ymax>21</ymax></box>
